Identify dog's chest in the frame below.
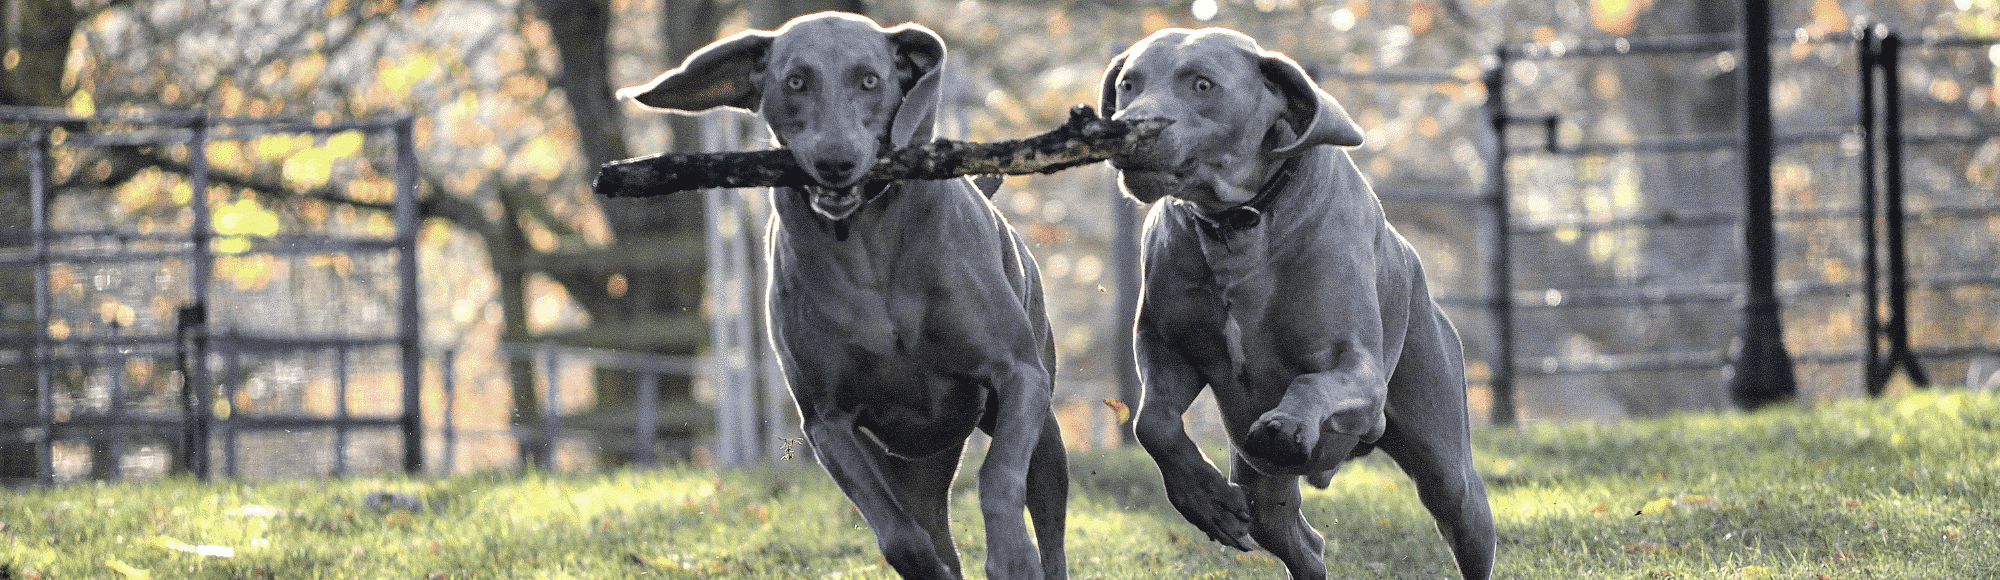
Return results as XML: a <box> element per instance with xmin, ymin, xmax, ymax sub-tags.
<box><xmin>1193</xmin><ymin>222</ymin><xmax>1270</xmax><ymax>286</ymax></box>
<box><xmin>1193</xmin><ymin>223</ymin><xmax>1272</xmax><ymax>364</ymax></box>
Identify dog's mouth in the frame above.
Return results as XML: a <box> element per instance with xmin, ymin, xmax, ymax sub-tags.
<box><xmin>806</xmin><ymin>185</ymin><xmax>866</xmax><ymax>221</ymax></box>
<box><xmin>1110</xmin><ymin>159</ymin><xmax>1193</xmax><ymax>186</ymax></box>
<box><xmin>1109</xmin><ymin>154</ymin><xmax>1192</xmax><ymax>178</ymax></box>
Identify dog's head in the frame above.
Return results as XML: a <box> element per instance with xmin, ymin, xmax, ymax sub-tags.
<box><xmin>619</xmin><ymin>12</ymin><xmax>946</xmax><ymax>220</ymax></box>
<box><xmin>1100</xmin><ymin>28</ymin><xmax>1363</xmax><ymax>206</ymax></box>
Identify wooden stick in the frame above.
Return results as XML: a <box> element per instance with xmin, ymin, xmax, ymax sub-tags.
<box><xmin>593</xmin><ymin>105</ymin><xmax>1165</xmax><ymax>197</ymax></box>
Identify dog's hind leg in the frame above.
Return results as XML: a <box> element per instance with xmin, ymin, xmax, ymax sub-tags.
<box><xmin>1378</xmin><ymin>421</ymin><xmax>1493</xmax><ymax>579</ymax></box>
<box><xmin>974</xmin><ymin>366</ymin><xmax>1054</xmax><ymax>579</ymax></box>
<box><xmin>1376</xmin><ymin>309</ymin><xmax>1495</xmax><ymax>580</ymax></box>
<box><xmin>1024</xmin><ymin>409</ymin><xmax>1070</xmax><ymax>579</ymax></box>
<box><xmin>1230</xmin><ymin>454</ymin><xmax>1327</xmax><ymax>580</ymax></box>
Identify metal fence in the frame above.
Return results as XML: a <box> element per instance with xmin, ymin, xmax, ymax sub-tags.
<box><xmin>0</xmin><ymin>108</ymin><xmax>421</xmax><ymax>485</ymax></box>
<box><xmin>1493</xmin><ymin>27</ymin><xmax>1995</xmax><ymax>416</ymax></box>
<box><xmin>443</xmin><ymin>343</ymin><xmax>702</xmax><ymax>472</ymax></box>
<box><xmin>0</xmin><ymin>106</ymin><xmax>780</xmax><ymax>486</ymax></box>
<box><xmin>1339</xmin><ymin>26</ymin><xmax>1999</xmax><ymax>424</ymax></box>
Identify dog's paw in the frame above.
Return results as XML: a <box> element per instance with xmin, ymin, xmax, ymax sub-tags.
<box><xmin>1163</xmin><ymin>471</ymin><xmax>1253</xmax><ymax>551</ymax></box>
<box><xmin>1245</xmin><ymin>411</ymin><xmax>1316</xmax><ymax>467</ymax></box>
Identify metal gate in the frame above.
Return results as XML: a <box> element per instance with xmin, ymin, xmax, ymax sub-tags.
<box><xmin>0</xmin><ymin>108</ymin><xmax>421</xmax><ymax>485</ymax></box>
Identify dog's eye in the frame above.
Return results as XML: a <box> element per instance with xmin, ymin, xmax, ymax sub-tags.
<box><xmin>786</xmin><ymin>75</ymin><xmax>807</xmax><ymax>91</ymax></box>
<box><xmin>1192</xmin><ymin>77</ymin><xmax>1214</xmax><ymax>92</ymax></box>
<box><xmin>860</xmin><ymin>73</ymin><xmax>880</xmax><ymax>90</ymax></box>
<box><xmin>1119</xmin><ymin>80</ymin><xmax>1133</xmax><ymax>93</ymax></box>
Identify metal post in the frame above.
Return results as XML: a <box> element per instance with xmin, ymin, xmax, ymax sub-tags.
<box><xmin>99</xmin><ymin>322</ymin><xmax>129</xmax><ymax>480</ymax></box>
<box><xmin>1857</xmin><ymin>26</ymin><xmax>1883</xmax><ymax>395</ymax></box>
<box><xmin>539</xmin><ymin>343</ymin><xmax>560</xmax><ymax>471</ymax></box>
<box><xmin>440</xmin><ymin>349</ymin><xmax>457</xmax><ymax>474</ymax></box>
<box><xmin>185</xmin><ymin>112</ymin><xmax>215</xmax><ymax>479</ymax></box>
<box><xmin>221</xmin><ymin>339</ymin><xmax>241</xmax><ymax>477</ymax></box>
<box><xmin>634</xmin><ymin>371</ymin><xmax>659</xmax><ymax>466</ymax></box>
<box><xmin>29</xmin><ymin>127</ymin><xmax>54</xmax><ymax>486</ymax></box>
<box><xmin>394</xmin><ymin>116</ymin><xmax>425</xmax><ymax>473</ymax></box>
<box><xmin>1875</xmin><ymin>30</ymin><xmax>1929</xmax><ymax>391</ymax></box>
<box><xmin>1480</xmin><ymin>54</ymin><xmax>1518</xmax><ymax>426</ymax></box>
<box><xmin>737</xmin><ymin>119</ymin><xmax>793</xmax><ymax>462</ymax></box>
<box><xmin>1727</xmin><ymin>0</ymin><xmax>1798</xmax><ymax>409</ymax></box>
<box><xmin>334</xmin><ymin>344</ymin><xmax>350</xmax><ymax>476</ymax></box>
<box><xmin>703</xmin><ymin>111</ymin><xmax>759</xmax><ymax>466</ymax></box>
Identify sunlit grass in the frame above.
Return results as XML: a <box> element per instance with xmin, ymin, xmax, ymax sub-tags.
<box><xmin>4</xmin><ymin>389</ymin><xmax>1996</xmax><ymax>578</ymax></box>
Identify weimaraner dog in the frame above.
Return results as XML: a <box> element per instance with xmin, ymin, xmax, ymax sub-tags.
<box><xmin>619</xmin><ymin>12</ymin><xmax>1067</xmax><ymax>579</ymax></box>
<box><xmin>1100</xmin><ymin>28</ymin><xmax>1495</xmax><ymax>579</ymax></box>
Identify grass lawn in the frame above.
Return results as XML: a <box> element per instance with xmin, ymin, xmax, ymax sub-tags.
<box><xmin>5</xmin><ymin>389</ymin><xmax>1997</xmax><ymax>579</ymax></box>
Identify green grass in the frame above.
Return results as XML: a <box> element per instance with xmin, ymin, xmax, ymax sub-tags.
<box><xmin>5</xmin><ymin>389</ymin><xmax>1997</xmax><ymax>579</ymax></box>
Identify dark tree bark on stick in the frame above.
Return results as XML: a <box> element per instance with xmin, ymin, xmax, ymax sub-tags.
<box><xmin>595</xmin><ymin>105</ymin><xmax>1167</xmax><ymax>197</ymax></box>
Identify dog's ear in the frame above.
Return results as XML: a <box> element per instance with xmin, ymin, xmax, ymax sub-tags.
<box><xmin>887</xmin><ymin>23</ymin><xmax>946</xmax><ymax>148</ymax></box>
<box><xmin>1259</xmin><ymin>51</ymin><xmax>1364</xmax><ymax>155</ymax></box>
<box><xmin>618</xmin><ymin>29</ymin><xmax>776</xmax><ymax>113</ymax></box>
<box><xmin>1098</xmin><ymin>51</ymin><xmax>1129</xmax><ymax>118</ymax></box>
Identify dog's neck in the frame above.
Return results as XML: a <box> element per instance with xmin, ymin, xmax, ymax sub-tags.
<box><xmin>1187</xmin><ymin>155</ymin><xmax>1299</xmax><ymax>240</ymax></box>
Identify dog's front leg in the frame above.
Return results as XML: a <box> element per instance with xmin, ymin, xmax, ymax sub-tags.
<box><xmin>1244</xmin><ymin>341</ymin><xmax>1387</xmax><ymax>469</ymax></box>
<box><xmin>802</xmin><ymin>416</ymin><xmax>960</xmax><ymax>579</ymax></box>
<box><xmin>1134</xmin><ymin>344</ymin><xmax>1255</xmax><ymax>551</ymax></box>
<box><xmin>978</xmin><ymin>364</ymin><xmax>1053</xmax><ymax>579</ymax></box>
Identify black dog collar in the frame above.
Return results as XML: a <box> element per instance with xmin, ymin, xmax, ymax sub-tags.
<box><xmin>1192</xmin><ymin>156</ymin><xmax>1298</xmax><ymax>240</ymax></box>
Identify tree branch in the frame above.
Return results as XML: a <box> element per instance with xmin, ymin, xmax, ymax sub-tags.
<box><xmin>103</xmin><ymin>147</ymin><xmax>496</xmax><ymax>235</ymax></box>
<box><xmin>594</xmin><ymin>105</ymin><xmax>1167</xmax><ymax>197</ymax></box>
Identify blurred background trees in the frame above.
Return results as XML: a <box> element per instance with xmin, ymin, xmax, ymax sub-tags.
<box><xmin>4</xmin><ymin>0</ymin><xmax>1994</xmax><ymax>476</ymax></box>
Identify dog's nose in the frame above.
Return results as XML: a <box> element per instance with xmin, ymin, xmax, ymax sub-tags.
<box><xmin>814</xmin><ymin>159</ymin><xmax>857</xmax><ymax>177</ymax></box>
<box><xmin>813</xmin><ymin>159</ymin><xmax>863</xmax><ymax>186</ymax></box>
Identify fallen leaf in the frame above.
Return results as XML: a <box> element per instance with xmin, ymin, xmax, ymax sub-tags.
<box><xmin>1639</xmin><ymin>496</ymin><xmax>1674</xmax><ymax>515</ymax></box>
<box><xmin>1103</xmin><ymin>398</ymin><xmax>1131</xmax><ymax>424</ymax></box>
<box><xmin>105</xmin><ymin>559</ymin><xmax>152</xmax><ymax>579</ymax></box>
<box><xmin>1623</xmin><ymin>541</ymin><xmax>1673</xmax><ymax>554</ymax></box>
<box><xmin>149</xmin><ymin>536</ymin><xmax>236</xmax><ymax>557</ymax></box>
<box><xmin>226</xmin><ymin>505</ymin><xmax>285</xmax><ymax>518</ymax></box>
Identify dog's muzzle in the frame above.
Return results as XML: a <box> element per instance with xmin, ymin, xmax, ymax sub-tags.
<box><xmin>1110</xmin><ymin>162</ymin><xmax>1189</xmax><ymax>205</ymax></box>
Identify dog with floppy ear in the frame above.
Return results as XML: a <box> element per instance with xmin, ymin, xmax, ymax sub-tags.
<box><xmin>1100</xmin><ymin>27</ymin><xmax>1495</xmax><ymax>579</ymax></box>
<box><xmin>620</xmin><ymin>12</ymin><xmax>1069</xmax><ymax>580</ymax></box>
